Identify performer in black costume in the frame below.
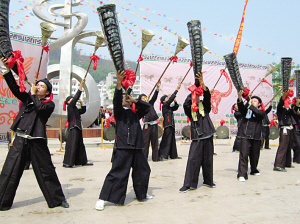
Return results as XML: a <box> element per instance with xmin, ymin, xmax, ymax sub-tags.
<box><xmin>292</xmin><ymin>97</ymin><xmax>300</xmax><ymax>164</ymax></box>
<box><xmin>274</xmin><ymin>91</ymin><xmax>296</xmax><ymax>172</ymax></box>
<box><xmin>236</xmin><ymin>90</ymin><xmax>265</xmax><ymax>181</ymax></box>
<box><xmin>62</xmin><ymin>79</ymin><xmax>93</xmax><ymax>168</ymax></box>
<box><xmin>261</xmin><ymin>105</ymin><xmax>272</xmax><ymax>149</ymax></box>
<box><xmin>232</xmin><ymin>103</ymin><xmax>242</xmax><ymax>152</ymax></box>
<box><xmin>95</xmin><ymin>71</ymin><xmax>152</xmax><ymax>211</ymax></box>
<box><xmin>140</xmin><ymin>80</ymin><xmax>161</xmax><ymax>162</ymax></box>
<box><xmin>158</xmin><ymin>83</ymin><xmax>182</xmax><ymax>160</ymax></box>
<box><xmin>0</xmin><ymin>58</ymin><xmax>68</xmax><ymax>210</ymax></box>
<box><xmin>179</xmin><ymin>73</ymin><xmax>216</xmax><ymax>193</ymax></box>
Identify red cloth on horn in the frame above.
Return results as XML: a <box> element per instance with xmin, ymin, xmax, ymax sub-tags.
<box><xmin>292</xmin><ymin>97</ymin><xmax>296</xmax><ymax>105</ymax></box>
<box><xmin>122</xmin><ymin>69</ymin><xmax>136</xmax><ymax>89</ymax></box>
<box><xmin>289</xmin><ymin>79</ymin><xmax>294</xmax><ymax>87</ymax></box>
<box><xmin>260</xmin><ymin>102</ymin><xmax>265</xmax><ymax>112</ymax></box>
<box><xmin>284</xmin><ymin>89</ymin><xmax>294</xmax><ymax>108</ymax></box>
<box><xmin>6</xmin><ymin>50</ymin><xmax>26</xmax><ymax>92</ymax></box>
<box><xmin>188</xmin><ymin>84</ymin><xmax>204</xmax><ymax>112</ymax></box>
<box><xmin>43</xmin><ymin>46</ymin><xmax>50</xmax><ymax>53</ymax></box>
<box><xmin>242</xmin><ymin>87</ymin><xmax>250</xmax><ymax>99</ymax></box>
<box><xmin>137</xmin><ymin>54</ymin><xmax>143</xmax><ymax>62</ymax></box>
<box><xmin>261</xmin><ymin>78</ymin><xmax>273</xmax><ymax>87</ymax></box>
<box><xmin>169</xmin><ymin>56</ymin><xmax>178</xmax><ymax>64</ymax></box>
<box><xmin>90</xmin><ymin>55</ymin><xmax>100</xmax><ymax>70</ymax></box>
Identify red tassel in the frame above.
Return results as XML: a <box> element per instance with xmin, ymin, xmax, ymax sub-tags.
<box><xmin>90</xmin><ymin>54</ymin><xmax>100</xmax><ymax>70</ymax></box>
<box><xmin>63</xmin><ymin>101</ymin><xmax>67</xmax><ymax>111</ymax></box>
<box><xmin>169</xmin><ymin>56</ymin><xmax>178</xmax><ymax>63</ymax></box>
<box><xmin>190</xmin><ymin>61</ymin><xmax>193</xmax><ymax>67</ymax></box>
<box><xmin>42</xmin><ymin>93</ymin><xmax>53</xmax><ymax>103</ymax></box>
<box><xmin>137</xmin><ymin>54</ymin><xmax>143</xmax><ymax>62</ymax></box>
<box><xmin>6</xmin><ymin>50</ymin><xmax>26</xmax><ymax>92</ymax></box>
<box><xmin>261</xmin><ymin>78</ymin><xmax>273</xmax><ymax>87</ymax></box>
<box><xmin>220</xmin><ymin>119</ymin><xmax>225</xmax><ymax>126</ymax></box>
<box><xmin>43</xmin><ymin>46</ymin><xmax>50</xmax><ymax>53</ymax></box>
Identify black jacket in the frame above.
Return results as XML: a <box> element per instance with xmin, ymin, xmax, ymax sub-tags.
<box><xmin>183</xmin><ymin>89</ymin><xmax>215</xmax><ymax>140</ymax></box>
<box><xmin>67</xmin><ymin>89</ymin><xmax>86</xmax><ymax>130</ymax></box>
<box><xmin>144</xmin><ymin>90</ymin><xmax>159</xmax><ymax>123</ymax></box>
<box><xmin>237</xmin><ymin>99</ymin><xmax>265</xmax><ymax>140</ymax></box>
<box><xmin>262</xmin><ymin>105</ymin><xmax>272</xmax><ymax>125</ymax></box>
<box><xmin>162</xmin><ymin>90</ymin><xmax>179</xmax><ymax>128</ymax></box>
<box><xmin>292</xmin><ymin>105</ymin><xmax>300</xmax><ymax>131</ymax></box>
<box><xmin>114</xmin><ymin>88</ymin><xmax>150</xmax><ymax>149</ymax></box>
<box><xmin>4</xmin><ymin>71</ymin><xmax>54</xmax><ymax>138</ymax></box>
<box><xmin>277</xmin><ymin>97</ymin><xmax>296</xmax><ymax>127</ymax></box>
<box><xmin>234</xmin><ymin>111</ymin><xmax>243</xmax><ymax>127</ymax></box>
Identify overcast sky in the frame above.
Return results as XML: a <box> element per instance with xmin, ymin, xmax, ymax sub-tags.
<box><xmin>9</xmin><ymin>0</ymin><xmax>300</xmax><ymax>66</ymax></box>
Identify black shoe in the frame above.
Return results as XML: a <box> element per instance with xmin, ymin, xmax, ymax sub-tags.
<box><xmin>203</xmin><ymin>183</ymin><xmax>216</xmax><ymax>188</ymax></box>
<box><xmin>179</xmin><ymin>186</ymin><xmax>190</xmax><ymax>193</ymax></box>
<box><xmin>59</xmin><ymin>200</ymin><xmax>69</xmax><ymax>208</ymax></box>
<box><xmin>174</xmin><ymin>157</ymin><xmax>182</xmax><ymax>159</ymax></box>
<box><xmin>159</xmin><ymin>157</ymin><xmax>167</xmax><ymax>161</ymax></box>
<box><xmin>273</xmin><ymin>167</ymin><xmax>287</xmax><ymax>172</ymax></box>
<box><xmin>63</xmin><ymin>164</ymin><xmax>73</xmax><ymax>168</ymax></box>
<box><xmin>213</xmin><ymin>153</ymin><xmax>217</xmax><ymax>155</ymax></box>
<box><xmin>83</xmin><ymin>162</ymin><xmax>94</xmax><ymax>166</ymax></box>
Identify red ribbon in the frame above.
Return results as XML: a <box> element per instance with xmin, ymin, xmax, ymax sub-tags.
<box><xmin>190</xmin><ymin>61</ymin><xmax>193</xmax><ymax>67</ymax></box>
<box><xmin>43</xmin><ymin>46</ymin><xmax>50</xmax><ymax>53</ymax></box>
<box><xmin>220</xmin><ymin>69</ymin><xmax>230</xmax><ymax>83</ymax></box>
<box><xmin>292</xmin><ymin>97</ymin><xmax>296</xmax><ymax>105</ymax></box>
<box><xmin>284</xmin><ymin>89</ymin><xmax>294</xmax><ymax>108</ymax></box>
<box><xmin>220</xmin><ymin>119</ymin><xmax>225</xmax><ymax>126</ymax></box>
<box><xmin>188</xmin><ymin>84</ymin><xmax>204</xmax><ymax>112</ymax></box>
<box><xmin>289</xmin><ymin>79</ymin><xmax>294</xmax><ymax>87</ymax></box>
<box><xmin>6</xmin><ymin>50</ymin><xmax>26</xmax><ymax>92</ymax></box>
<box><xmin>261</xmin><ymin>78</ymin><xmax>273</xmax><ymax>87</ymax></box>
<box><xmin>169</xmin><ymin>56</ymin><xmax>178</xmax><ymax>64</ymax></box>
<box><xmin>122</xmin><ymin>69</ymin><xmax>136</xmax><ymax>89</ymax></box>
<box><xmin>137</xmin><ymin>54</ymin><xmax>143</xmax><ymax>62</ymax></box>
<box><xmin>90</xmin><ymin>54</ymin><xmax>100</xmax><ymax>70</ymax></box>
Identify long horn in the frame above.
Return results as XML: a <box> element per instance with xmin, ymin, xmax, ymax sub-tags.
<box><xmin>0</xmin><ymin>0</ymin><xmax>13</xmax><ymax>59</ymax></box>
<box><xmin>135</xmin><ymin>29</ymin><xmax>155</xmax><ymax>74</ymax></box>
<box><xmin>224</xmin><ymin>52</ymin><xmax>244</xmax><ymax>91</ymax></box>
<box><xmin>97</xmin><ymin>4</ymin><xmax>125</xmax><ymax>73</ymax></box>
<box><xmin>281</xmin><ymin>57</ymin><xmax>293</xmax><ymax>92</ymax></box>
<box><xmin>148</xmin><ymin>36</ymin><xmax>189</xmax><ymax>98</ymax></box>
<box><xmin>36</xmin><ymin>22</ymin><xmax>57</xmax><ymax>79</ymax></box>
<box><xmin>187</xmin><ymin>20</ymin><xmax>203</xmax><ymax>87</ymax></box>
<box><xmin>295</xmin><ymin>70</ymin><xmax>300</xmax><ymax>98</ymax></box>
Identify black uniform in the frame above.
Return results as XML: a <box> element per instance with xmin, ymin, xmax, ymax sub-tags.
<box><xmin>63</xmin><ymin>90</ymin><xmax>88</xmax><ymax>166</ymax></box>
<box><xmin>142</xmin><ymin>90</ymin><xmax>159</xmax><ymax>161</ymax></box>
<box><xmin>233</xmin><ymin>110</ymin><xmax>243</xmax><ymax>152</ymax></box>
<box><xmin>237</xmin><ymin>98</ymin><xmax>265</xmax><ymax>179</ymax></box>
<box><xmin>0</xmin><ymin>71</ymin><xmax>66</xmax><ymax>210</ymax></box>
<box><xmin>159</xmin><ymin>90</ymin><xmax>179</xmax><ymax>159</ymax></box>
<box><xmin>261</xmin><ymin>106</ymin><xmax>272</xmax><ymax>149</ymax></box>
<box><xmin>274</xmin><ymin>97</ymin><xmax>296</xmax><ymax>168</ymax></box>
<box><xmin>98</xmin><ymin>88</ymin><xmax>151</xmax><ymax>205</ymax></box>
<box><xmin>292</xmin><ymin>104</ymin><xmax>300</xmax><ymax>163</ymax></box>
<box><xmin>182</xmin><ymin>89</ymin><xmax>216</xmax><ymax>188</ymax></box>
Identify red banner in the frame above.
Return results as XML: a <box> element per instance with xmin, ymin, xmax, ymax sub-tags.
<box><xmin>233</xmin><ymin>0</ymin><xmax>249</xmax><ymax>55</ymax></box>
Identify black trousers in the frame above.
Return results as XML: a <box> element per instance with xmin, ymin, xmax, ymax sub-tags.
<box><xmin>261</xmin><ymin>126</ymin><xmax>270</xmax><ymax>149</ymax></box>
<box><xmin>233</xmin><ymin>136</ymin><xmax>241</xmax><ymax>151</ymax></box>
<box><xmin>183</xmin><ymin>137</ymin><xmax>214</xmax><ymax>188</ymax></box>
<box><xmin>159</xmin><ymin>126</ymin><xmax>178</xmax><ymax>159</ymax></box>
<box><xmin>99</xmin><ymin>149</ymin><xmax>151</xmax><ymax>205</ymax></box>
<box><xmin>0</xmin><ymin>136</ymin><xmax>66</xmax><ymax>210</ymax></box>
<box><xmin>274</xmin><ymin>128</ymin><xmax>293</xmax><ymax>168</ymax></box>
<box><xmin>143</xmin><ymin>124</ymin><xmax>159</xmax><ymax>161</ymax></box>
<box><xmin>63</xmin><ymin>127</ymin><xmax>88</xmax><ymax>166</ymax></box>
<box><xmin>293</xmin><ymin>129</ymin><xmax>300</xmax><ymax>163</ymax></box>
<box><xmin>237</xmin><ymin>138</ymin><xmax>261</xmax><ymax>179</ymax></box>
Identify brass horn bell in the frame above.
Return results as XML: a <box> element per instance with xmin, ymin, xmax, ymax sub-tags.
<box><xmin>40</xmin><ymin>22</ymin><xmax>57</xmax><ymax>46</ymax></box>
<box><xmin>141</xmin><ymin>29</ymin><xmax>155</xmax><ymax>52</ymax></box>
<box><xmin>94</xmin><ymin>31</ymin><xmax>105</xmax><ymax>53</ymax></box>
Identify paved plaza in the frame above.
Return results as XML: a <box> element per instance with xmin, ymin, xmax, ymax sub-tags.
<box><xmin>0</xmin><ymin>138</ymin><xmax>299</xmax><ymax>224</ymax></box>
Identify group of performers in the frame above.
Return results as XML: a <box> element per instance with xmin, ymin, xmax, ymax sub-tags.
<box><xmin>0</xmin><ymin>3</ymin><xmax>299</xmax><ymax>213</ymax></box>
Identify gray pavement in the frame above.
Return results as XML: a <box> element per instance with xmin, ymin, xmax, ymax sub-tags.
<box><xmin>0</xmin><ymin>138</ymin><xmax>299</xmax><ymax>224</ymax></box>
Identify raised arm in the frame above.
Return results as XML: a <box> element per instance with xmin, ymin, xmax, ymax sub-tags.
<box><xmin>149</xmin><ymin>80</ymin><xmax>160</xmax><ymax>105</ymax></box>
